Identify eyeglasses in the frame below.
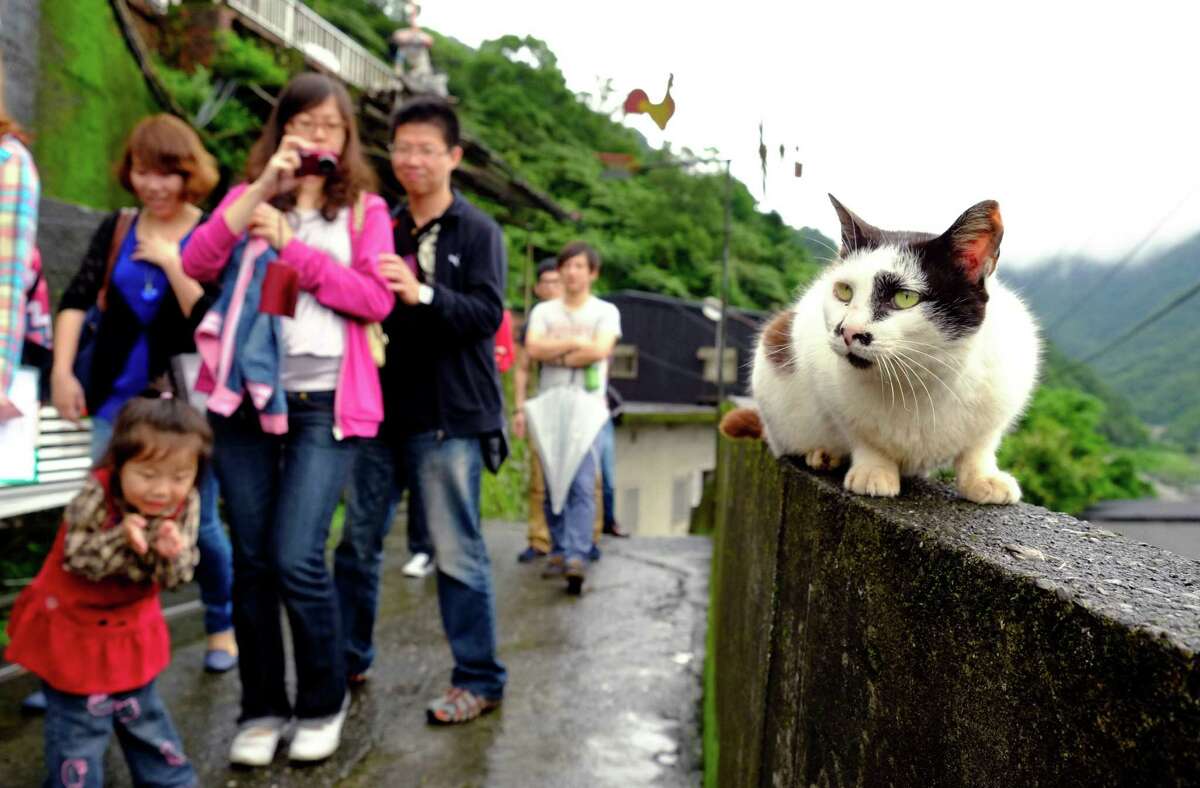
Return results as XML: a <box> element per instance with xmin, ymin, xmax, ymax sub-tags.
<box><xmin>290</xmin><ymin>117</ymin><xmax>346</xmax><ymax>135</ymax></box>
<box><xmin>389</xmin><ymin>144</ymin><xmax>449</xmax><ymax>161</ymax></box>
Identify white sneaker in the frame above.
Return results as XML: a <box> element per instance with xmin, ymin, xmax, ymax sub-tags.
<box><xmin>402</xmin><ymin>552</ymin><xmax>434</xmax><ymax>578</ymax></box>
<box><xmin>229</xmin><ymin>716</ymin><xmax>287</xmax><ymax>767</ymax></box>
<box><xmin>287</xmin><ymin>697</ymin><xmax>349</xmax><ymax>762</ymax></box>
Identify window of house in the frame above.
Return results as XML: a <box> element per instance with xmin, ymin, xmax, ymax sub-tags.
<box><xmin>610</xmin><ymin>344</ymin><xmax>638</xmax><ymax>379</ymax></box>
<box><xmin>696</xmin><ymin>347</ymin><xmax>738</xmax><ymax>384</ymax></box>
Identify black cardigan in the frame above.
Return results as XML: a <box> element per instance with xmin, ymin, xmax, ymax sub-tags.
<box><xmin>59</xmin><ymin>211</ymin><xmax>218</xmax><ymax>412</ymax></box>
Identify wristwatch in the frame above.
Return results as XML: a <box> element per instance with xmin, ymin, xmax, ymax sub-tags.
<box><xmin>418</xmin><ymin>284</ymin><xmax>435</xmax><ymax>305</ymax></box>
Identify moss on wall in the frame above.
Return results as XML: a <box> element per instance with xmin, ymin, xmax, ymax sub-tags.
<box><xmin>34</xmin><ymin>0</ymin><xmax>163</xmax><ymax>208</ymax></box>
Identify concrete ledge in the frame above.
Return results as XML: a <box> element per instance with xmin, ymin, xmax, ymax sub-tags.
<box><xmin>711</xmin><ymin>438</ymin><xmax>1200</xmax><ymax>787</ymax></box>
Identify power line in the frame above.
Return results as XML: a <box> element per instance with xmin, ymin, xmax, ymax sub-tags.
<box><xmin>1045</xmin><ymin>182</ymin><xmax>1200</xmax><ymax>333</ymax></box>
<box><xmin>1078</xmin><ymin>275</ymin><xmax>1200</xmax><ymax>365</ymax></box>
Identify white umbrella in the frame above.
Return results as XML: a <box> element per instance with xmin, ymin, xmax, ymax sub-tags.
<box><xmin>524</xmin><ymin>386</ymin><xmax>610</xmax><ymax>515</ymax></box>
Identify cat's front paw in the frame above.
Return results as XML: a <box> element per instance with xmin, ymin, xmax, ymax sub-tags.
<box><xmin>804</xmin><ymin>448</ymin><xmax>845</xmax><ymax>471</ymax></box>
<box><xmin>958</xmin><ymin>471</ymin><xmax>1021</xmax><ymax>505</ymax></box>
<box><xmin>844</xmin><ymin>464</ymin><xmax>900</xmax><ymax>497</ymax></box>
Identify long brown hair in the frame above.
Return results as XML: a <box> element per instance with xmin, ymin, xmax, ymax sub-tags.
<box><xmin>0</xmin><ymin>60</ymin><xmax>27</xmax><ymax>143</ymax></box>
<box><xmin>245</xmin><ymin>73</ymin><xmax>377</xmax><ymax>221</ymax></box>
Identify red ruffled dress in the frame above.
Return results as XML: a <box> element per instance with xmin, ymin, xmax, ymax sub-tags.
<box><xmin>5</xmin><ymin>470</ymin><xmax>171</xmax><ymax>695</ymax></box>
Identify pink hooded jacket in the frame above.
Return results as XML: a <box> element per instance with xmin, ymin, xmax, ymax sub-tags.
<box><xmin>182</xmin><ymin>183</ymin><xmax>395</xmax><ymax>439</ymax></box>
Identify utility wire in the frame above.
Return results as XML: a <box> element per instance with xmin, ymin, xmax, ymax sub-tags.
<box><xmin>1078</xmin><ymin>275</ymin><xmax>1200</xmax><ymax>365</ymax></box>
<box><xmin>1045</xmin><ymin>182</ymin><xmax>1200</xmax><ymax>333</ymax></box>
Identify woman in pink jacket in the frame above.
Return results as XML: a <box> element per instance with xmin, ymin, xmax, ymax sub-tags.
<box><xmin>181</xmin><ymin>73</ymin><xmax>394</xmax><ymax>767</ymax></box>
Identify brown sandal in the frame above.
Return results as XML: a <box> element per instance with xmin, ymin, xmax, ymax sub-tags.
<box><xmin>425</xmin><ymin>687</ymin><xmax>501</xmax><ymax>725</ymax></box>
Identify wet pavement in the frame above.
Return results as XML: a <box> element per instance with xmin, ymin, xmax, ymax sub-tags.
<box><xmin>0</xmin><ymin>522</ymin><xmax>710</xmax><ymax>787</ymax></box>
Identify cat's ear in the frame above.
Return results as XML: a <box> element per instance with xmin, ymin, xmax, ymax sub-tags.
<box><xmin>940</xmin><ymin>200</ymin><xmax>1004</xmax><ymax>282</ymax></box>
<box><xmin>829</xmin><ymin>194</ymin><xmax>882</xmax><ymax>256</ymax></box>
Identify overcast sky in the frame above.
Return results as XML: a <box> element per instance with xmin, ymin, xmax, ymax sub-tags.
<box><xmin>419</xmin><ymin>0</ymin><xmax>1200</xmax><ymax>267</ymax></box>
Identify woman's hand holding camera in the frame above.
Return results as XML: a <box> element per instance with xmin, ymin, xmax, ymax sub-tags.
<box><xmin>252</xmin><ymin>134</ymin><xmax>310</xmax><ymax>200</ymax></box>
<box><xmin>248</xmin><ymin>203</ymin><xmax>293</xmax><ymax>250</ymax></box>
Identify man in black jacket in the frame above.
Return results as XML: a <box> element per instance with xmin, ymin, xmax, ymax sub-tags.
<box><xmin>334</xmin><ymin>97</ymin><xmax>507</xmax><ymax>725</ymax></box>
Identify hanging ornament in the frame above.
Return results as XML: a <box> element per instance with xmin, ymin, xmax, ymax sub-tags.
<box><xmin>623</xmin><ymin>74</ymin><xmax>676</xmax><ymax>130</ymax></box>
<box><xmin>758</xmin><ymin>121</ymin><xmax>768</xmax><ymax>195</ymax></box>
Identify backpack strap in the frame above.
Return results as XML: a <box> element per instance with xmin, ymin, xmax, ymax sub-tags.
<box><xmin>97</xmin><ymin>207</ymin><xmax>137</xmax><ymax>312</ymax></box>
<box><xmin>353</xmin><ymin>192</ymin><xmax>366</xmax><ymax>235</ymax></box>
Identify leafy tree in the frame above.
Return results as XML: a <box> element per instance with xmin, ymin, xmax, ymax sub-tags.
<box><xmin>998</xmin><ymin>387</ymin><xmax>1153</xmax><ymax>514</ymax></box>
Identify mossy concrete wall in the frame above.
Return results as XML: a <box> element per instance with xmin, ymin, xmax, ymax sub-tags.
<box><xmin>33</xmin><ymin>0</ymin><xmax>162</xmax><ymax>209</ymax></box>
<box><xmin>710</xmin><ymin>438</ymin><xmax>1200</xmax><ymax>787</ymax></box>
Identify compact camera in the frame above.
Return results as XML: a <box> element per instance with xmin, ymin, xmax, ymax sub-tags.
<box><xmin>296</xmin><ymin>150</ymin><xmax>339</xmax><ymax>177</ymax></box>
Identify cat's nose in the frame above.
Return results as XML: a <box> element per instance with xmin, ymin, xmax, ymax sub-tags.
<box><xmin>842</xmin><ymin>326</ymin><xmax>872</xmax><ymax>346</ymax></box>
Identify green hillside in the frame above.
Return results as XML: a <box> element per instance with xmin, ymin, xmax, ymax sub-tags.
<box><xmin>41</xmin><ymin>0</ymin><xmax>1171</xmax><ymax>515</ymax></box>
<box><xmin>1007</xmin><ymin>238</ymin><xmax>1200</xmax><ymax>450</ymax></box>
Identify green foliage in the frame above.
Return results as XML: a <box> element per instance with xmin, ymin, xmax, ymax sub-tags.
<box><xmin>481</xmin><ymin>370</ymin><xmax>529</xmax><ymax>521</ymax></box>
<box><xmin>1009</xmin><ymin>237</ymin><xmax>1200</xmax><ymax>450</ymax></box>
<box><xmin>1040</xmin><ymin>343</ymin><xmax>1149</xmax><ymax>447</ymax></box>
<box><xmin>419</xmin><ymin>31</ymin><xmax>831</xmax><ymax>312</ymax></box>
<box><xmin>211</xmin><ymin>30</ymin><xmax>291</xmax><ymax>88</ymax></box>
<box><xmin>307</xmin><ymin>0</ymin><xmax>394</xmax><ymax>59</ymax></box>
<box><xmin>34</xmin><ymin>0</ymin><xmax>163</xmax><ymax>208</ymax></box>
<box><xmin>998</xmin><ymin>387</ymin><xmax>1153</xmax><ymax>514</ymax></box>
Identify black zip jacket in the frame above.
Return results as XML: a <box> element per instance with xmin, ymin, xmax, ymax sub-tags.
<box><xmin>59</xmin><ymin>211</ymin><xmax>217</xmax><ymax>412</ymax></box>
<box><xmin>381</xmin><ymin>192</ymin><xmax>506</xmax><ymax>439</ymax></box>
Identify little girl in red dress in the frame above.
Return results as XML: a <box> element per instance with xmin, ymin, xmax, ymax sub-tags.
<box><xmin>6</xmin><ymin>392</ymin><xmax>212</xmax><ymax>788</ymax></box>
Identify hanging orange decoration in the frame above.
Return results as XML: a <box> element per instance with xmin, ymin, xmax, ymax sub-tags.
<box><xmin>624</xmin><ymin>74</ymin><xmax>676</xmax><ymax>130</ymax></box>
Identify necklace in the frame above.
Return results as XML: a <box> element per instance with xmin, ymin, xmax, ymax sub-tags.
<box><xmin>141</xmin><ymin>265</ymin><xmax>160</xmax><ymax>301</ymax></box>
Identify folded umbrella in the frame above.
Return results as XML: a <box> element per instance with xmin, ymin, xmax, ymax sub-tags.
<box><xmin>524</xmin><ymin>386</ymin><xmax>610</xmax><ymax>515</ymax></box>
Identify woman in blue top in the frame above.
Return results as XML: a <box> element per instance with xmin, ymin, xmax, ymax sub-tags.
<box><xmin>48</xmin><ymin>114</ymin><xmax>238</xmax><ymax>677</ymax></box>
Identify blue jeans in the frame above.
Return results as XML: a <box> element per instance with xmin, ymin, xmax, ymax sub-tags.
<box><xmin>210</xmin><ymin>391</ymin><xmax>351</xmax><ymax>721</ymax></box>
<box><xmin>42</xmin><ymin>680</ymin><xmax>196</xmax><ymax>788</ymax></box>
<box><xmin>335</xmin><ymin>437</ymin><xmax>402</xmax><ymax>677</ymax></box>
<box><xmin>599</xmin><ymin>419</ymin><xmax>616</xmax><ymax>528</ymax></box>
<box><xmin>88</xmin><ymin>417</ymin><xmax>113</xmax><ymax>465</ymax></box>
<box><xmin>404</xmin><ymin>432</ymin><xmax>505</xmax><ymax>699</ymax></box>
<box><xmin>194</xmin><ymin>466</ymin><xmax>234</xmax><ymax>635</ymax></box>
<box><xmin>93</xmin><ymin>417</ymin><xmax>234</xmax><ymax>635</ymax></box>
<box><xmin>544</xmin><ymin>440</ymin><xmax>598</xmax><ymax>563</ymax></box>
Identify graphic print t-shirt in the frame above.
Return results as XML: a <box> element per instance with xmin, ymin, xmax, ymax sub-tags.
<box><xmin>527</xmin><ymin>296</ymin><xmax>621</xmax><ymax>402</ymax></box>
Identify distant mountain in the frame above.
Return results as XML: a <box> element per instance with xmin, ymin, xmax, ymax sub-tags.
<box><xmin>1006</xmin><ymin>234</ymin><xmax>1200</xmax><ymax>449</ymax></box>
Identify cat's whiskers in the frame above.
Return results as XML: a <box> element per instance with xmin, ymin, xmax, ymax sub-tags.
<box><xmin>889</xmin><ymin>347</ymin><xmax>967</xmax><ymax>409</ymax></box>
<box><xmin>806</xmin><ymin>234</ymin><xmax>842</xmax><ymax>260</ymax></box>
<box><xmin>888</xmin><ymin>340</ymin><xmax>965</xmax><ymax>374</ymax></box>
<box><xmin>887</xmin><ymin>351</ymin><xmax>937</xmax><ymax>425</ymax></box>
<box><xmin>889</xmin><ymin>352</ymin><xmax>920</xmax><ymax>416</ymax></box>
<box><xmin>877</xmin><ymin>354</ymin><xmax>897</xmax><ymax>410</ymax></box>
<box><xmin>883</xmin><ymin>355</ymin><xmax>909</xmax><ymax>415</ymax></box>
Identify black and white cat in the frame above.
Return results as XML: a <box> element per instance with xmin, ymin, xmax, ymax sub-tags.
<box><xmin>723</xmin><ymin>196</ymin><xmax>1040</xmax><ymax>504</ymax></box>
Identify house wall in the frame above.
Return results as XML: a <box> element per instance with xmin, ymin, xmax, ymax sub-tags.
<box><xmin>613</xmin><ymin>421</ymin><xmax>716</xmax><ymax>536</ymax></box>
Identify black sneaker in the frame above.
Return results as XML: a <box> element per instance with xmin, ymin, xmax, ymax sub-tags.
<box><xmin>517</xmin><ymin>546</ymin><xmax>547</xmax><ymax>563</ymax></box>
<box><xmin>603</xmin><ymin>521</ymin><xmax>630</xmax><ymax>538</ymax></box>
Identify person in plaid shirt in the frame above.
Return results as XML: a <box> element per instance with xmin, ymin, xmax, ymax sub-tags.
<box><xmin>0</xmin><ymin>62</ymin><xmax>40</xmax><ymax>414</ymax></box>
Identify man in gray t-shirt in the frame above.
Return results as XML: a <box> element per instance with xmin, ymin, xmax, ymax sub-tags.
<box><xmin>524</xmin><ymin>241</ymin><xmax>621</xmax><ymax>594</ymax></box>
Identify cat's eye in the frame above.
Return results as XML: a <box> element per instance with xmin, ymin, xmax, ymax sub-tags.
<box><xmin>834</xmin><ymin>282</ymin><xmax>853</xmax><ymax>303</ymax></box>
<box><xmin>893</xmin><ymin>290</ymin><xmax>921</xmax><ymax>309</ymax></box>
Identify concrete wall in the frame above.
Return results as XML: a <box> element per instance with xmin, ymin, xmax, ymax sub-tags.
<box><xmin>0</xmin><ymin>0</ymin><xmax>40</xmax><ymax>127</ymax></box>
<box><xmin>37</xmin><ymin>198</ymin><xmax>107</xmax><ymax>301</ymax></box>
<box><xmin>711</xmin><ymin>437</ymin><xmax>1200</xmax><ymax>787</ymax></box>
<box><xmin>615</xmin><ymin>420</ymin><xmax>716</xmax><ymax>536</ymax></box>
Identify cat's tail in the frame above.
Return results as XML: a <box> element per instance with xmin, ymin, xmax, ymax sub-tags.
<box><xmin>719</xmin><ymin>407</ymin><xmax>764</xmax><ymax>440</ymax></box>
